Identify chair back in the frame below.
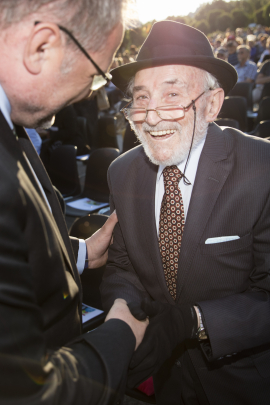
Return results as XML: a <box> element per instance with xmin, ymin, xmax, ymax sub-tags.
<box><xmin>77</xmin><ymin>117</ymin><xmax>88</xmax><ymax>145</ymax></box>
<box><xmin>261</xmin><ymin>82</ymin><xmax>270</xmax><ymax>100</ymax></box>
<box><xmin>84</xmin><ymin>147</ymin><xmax>119</xmax><ymax>202</ymax></box>
<box><xmin>94</xmin><ymin>115</ymin><xmax>118</xmax><ymax>149</ymax></box>
<box><xmin>218</xmin><ymin>96</ymin><xmax>248</xmax><ymax>132</ymax></box>
<box><xmin>228</xmin><ymin>82</ymin><xmax>253</xmax><ymax>110</ymax></box>
<box><xmin>257</xmin><ymin>97</ymin><xmax>270</xmax><ymax>123</ymax></box>
<box><xmin>215</xmin><ymin>118</ymin><xmax>240</xmax><ymax>130</ymax></box>
<box><xmin>42</xmin><ymin>144</ymin><xmax>81</xmax><ymax>197</ymax></box>
<box><xmin>253</xmin><ymin>120</ymin><xmax>270</xmax><ymax>138</ymax></box>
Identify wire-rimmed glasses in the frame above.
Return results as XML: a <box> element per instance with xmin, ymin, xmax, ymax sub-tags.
<box><xmin>34</xmin><ymin>22</ymin><xmax>112</xmax><ymax>91</ymax></box>
<box><xmin>121</xmin><ymin>90</ymin><xmax>206</xmax><ymax>122</ymax></box>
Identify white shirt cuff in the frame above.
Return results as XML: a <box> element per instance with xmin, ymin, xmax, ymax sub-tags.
<box><xmin>77</xmin><ymin>239</ymin><xmax>87</xmax><ymax>275</ymax></box>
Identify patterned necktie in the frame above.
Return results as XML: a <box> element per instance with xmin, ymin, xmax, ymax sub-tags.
<box><xmin>159</xmin><ymin>165</ymin><xmax>185</xmax><ymax>300</ymax></box>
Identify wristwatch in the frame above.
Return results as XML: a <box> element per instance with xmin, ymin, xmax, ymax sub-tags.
<box><xmin>196</xmin><ymin>307</ymin><xmax>208</xmax><ymax>341</ymax></box>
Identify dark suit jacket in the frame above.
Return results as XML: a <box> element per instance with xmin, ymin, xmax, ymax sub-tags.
<box><xmin>0</xmin><ymin>111</ymin><xmax>135</xmax><ymax>404</ymax></box>
<box><xmin>101</xmin><ymin>123</ymin><xmax>270</xmax><ymax>405</ymax></box>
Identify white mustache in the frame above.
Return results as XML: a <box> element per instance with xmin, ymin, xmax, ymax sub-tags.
<box><xmin>141</xmin><ymin>122</ymin><xmax>182</xmax><ymax>133</ymax></box>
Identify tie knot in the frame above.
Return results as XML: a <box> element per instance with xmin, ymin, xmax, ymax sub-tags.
<box><xmin>163</xmin><ymin>165</ymin><xmax>183</xmax><ymax>187</ymax></box>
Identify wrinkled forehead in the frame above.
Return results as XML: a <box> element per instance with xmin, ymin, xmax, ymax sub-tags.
<box><xmin>133</xmin><ymin>64</ymin><xmax>206</xmax><ymax>94</ymax></box>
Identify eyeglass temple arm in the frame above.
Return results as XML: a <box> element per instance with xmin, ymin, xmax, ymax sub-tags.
<box><xmin>34</xmin><ymin>21</ymin><xmax>109</xmax><ymax>80</ymax></box>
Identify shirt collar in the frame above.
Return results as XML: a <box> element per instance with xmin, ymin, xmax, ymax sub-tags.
<box><xmin>237</xmin><ymin>61</ymin><xmax>249</xmax><ymax>68</ymax></box>
<box><xmin>157</xmin><ymin>131</ymin><xmax>207</xmax><ymax>183</ymax></box>
<box><xmin>0</xmin><ymin>84</ymin><xmax>13</xmax><ymax>130</ymax></box>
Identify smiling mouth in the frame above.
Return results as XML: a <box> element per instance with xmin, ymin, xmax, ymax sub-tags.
<box><xmin>148</xmin><ymin>129</ymin><xmax>176</xmax><ymax>139</ymax></box>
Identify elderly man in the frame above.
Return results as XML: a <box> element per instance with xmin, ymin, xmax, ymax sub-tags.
<box><xmin>235</xmin><ymin>45</ymin><xmax>257</xmax><ymax>83</ymax></box>
<box><xmin>0</xmin><ymin>1</ymin><xmax>148</xmax><ymax>404</ymax></box>
<box><xmin>101</xmin><ymin>21</ymin><xmax>270</xmax><ymax>405</ymax></box>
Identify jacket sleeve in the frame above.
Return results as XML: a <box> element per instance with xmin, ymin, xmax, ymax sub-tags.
<box><xmin>69</xmin><ymin>236</ymin><xmax>79</xmax><ymax>261</ymax></box>
<box><xmin>0</xmin><ymin>172</ymin><xmax>135</xmax><ymax>405</ymax></box>
<box><xmin>100</xmin><ymin>170</ymin><xmax>150</xmax><ymax>313</ymax></box>
<box><xmin>198</xmin><ymin>188</ymin><xmax>270</xmax><ymax>361</ymax></box>
<box><xmin>0</xmin><ymin>211</ymin><xmax>135</xmax><ymax>404</ymax></box>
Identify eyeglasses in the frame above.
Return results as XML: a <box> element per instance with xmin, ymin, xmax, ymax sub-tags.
<box><xmin>34</xmin><ymin>22</ymin><xmax>112</xmax><ymax>91</ymax></box>
<box><xmin>121</xmin><ymin>91</ymin><xmax>207</xmax><ymax>123</ymax></box>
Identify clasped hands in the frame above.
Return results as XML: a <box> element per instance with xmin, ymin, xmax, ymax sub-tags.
<box><xmin>83</xmin><ymin>212</ymin><xmax>198</xmax><ymax>386</ymax></box>
<box><xmin>126</xmin><ymin>299</ymin><xmax>198</xmax><ymax>388</ymax></box>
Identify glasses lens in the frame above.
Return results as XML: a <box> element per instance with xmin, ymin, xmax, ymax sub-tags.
<box><xmin>124</xmin><ymin>108</ymin><xmax>146</xmax><ymax>122</ymax></box>
<box><xmin>91</xmin><ymin>75</ymin><xmax>107</xmax><ymax>91</ymax></box>
<box><xmin>157</xmin><ymin>106</ymin><xmax>185</xmax><ymax>120</ymax></box>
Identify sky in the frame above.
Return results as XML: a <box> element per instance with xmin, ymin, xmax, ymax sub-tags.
<box><xmin>136</xmin><ymin>0</ymin><xmax>230</xmax><ymax>23</ymax></box>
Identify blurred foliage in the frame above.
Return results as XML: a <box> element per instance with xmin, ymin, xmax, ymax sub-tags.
<box><xmin>120</xmin><ymin>0</ymin><xmax>270</xmax><ymax>50</ymax></box>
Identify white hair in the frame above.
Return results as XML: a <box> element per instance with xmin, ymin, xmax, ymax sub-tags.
<box><xmin>0</xmin><ymin>0</ymin><xmax>137</xmax><ymax>52</ymax></box>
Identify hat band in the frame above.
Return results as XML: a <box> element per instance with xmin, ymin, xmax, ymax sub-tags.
<box><xmin>138</xmin><ymin>44</ymin><xmax>200</xmax><ymax>60</ymax></box>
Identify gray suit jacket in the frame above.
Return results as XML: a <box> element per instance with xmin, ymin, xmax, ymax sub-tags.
<box><xmin>101</xmin><ymin>123</ymin><xmax>270</xmax><ymax>405</ymax></box>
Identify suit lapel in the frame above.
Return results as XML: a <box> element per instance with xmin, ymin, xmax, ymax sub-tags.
<box><xmin>15</xmin><ymin>126</ymin><xmax>81</xmax><ymax>293</ymax></box>
<box><xmin>135</xmin><ymin>153</ymin><xmax>175</xmax><ymax>302</ymax></box>
<box><xmin>176</xmin><ymin>123</ymin><xmax>232</xmax><ymax>301</ymax></box>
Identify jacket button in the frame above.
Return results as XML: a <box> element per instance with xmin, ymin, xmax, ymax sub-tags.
<box><xmin>175</xmin><ymin>360</ymin><xmax>181</xmax><ymax>367</ymax></box>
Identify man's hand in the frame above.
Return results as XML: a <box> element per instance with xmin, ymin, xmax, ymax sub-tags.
<box><xmin>105</xmin><ymin>299</ymin><xmax>149</xmax><ymax>350</ymax></box>
<box><xmin>85</xmin><ymin>211</ymin><xmax>117</xmax><ymax>269</ymax></box>
<box><xmin>127</xmin><ymin>300</ymin><xmax>197</xmax><ymax>388</ymax></box>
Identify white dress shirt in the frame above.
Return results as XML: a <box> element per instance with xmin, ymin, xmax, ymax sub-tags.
<box><xmin>0</xmin><ymin>84</ymin><xmax>86</xmax><ymax>274</ymax></box>
<box><xmin>155</xmin><ymin>135</ymin><xmax>206</xmax><ymax>235</ymax></box>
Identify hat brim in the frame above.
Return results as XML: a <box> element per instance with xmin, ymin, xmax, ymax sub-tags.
<box><xmin>111</xmin><ymin>56</ymin><xmax>238</xmax><ymax>96</ymax></box>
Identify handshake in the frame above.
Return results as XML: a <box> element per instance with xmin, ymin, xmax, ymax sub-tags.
<box><xmin>106</xmin><ymin>298</ymin><xmax>199</xmax><ymax>387</ymax></box>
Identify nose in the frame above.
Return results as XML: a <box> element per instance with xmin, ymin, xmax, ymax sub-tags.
<box><xmin>145</xmin><ymin>109</ymin><xmax>162</xmax><ymax>126</ymax></box>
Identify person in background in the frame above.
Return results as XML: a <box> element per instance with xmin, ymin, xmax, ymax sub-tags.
<box><xmin>253</xmin><ymin>58</ymin><xmax>270</xmax><ymax>103</ymax></box>
<box><xmin>215</xmin><ymin>46</ymin><xmax>228</xmax><ymax>61</ymax></box>
<box><xmin>235</xmin><ymin>45</ymin><xmax>257</xmax><ymax>82</ymax></box>
<box><xmin>257</xmin><ymin>36</ymin><xmax>270</xmax><ymax>66</ymax></box>
<box><xmin>226</xmin><ymin>40</ymin><xmax>238</xmax><ymax>66</ymax></box>
<box><xmin>247</xmin><ymin>34</ymin><xmax>259</xmax><ymax>63</ymax></box>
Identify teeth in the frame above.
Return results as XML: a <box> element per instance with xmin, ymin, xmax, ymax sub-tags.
<box><xmin>149</xmin><ymin>130</ymin><xmax>175</xmax><ymax>136</ymax></box>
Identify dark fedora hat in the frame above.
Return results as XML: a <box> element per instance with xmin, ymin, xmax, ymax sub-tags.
<box><xmin>111</xmin><ymin>21</ymin><xmax>237</xmax><ymax>96</ymax></box>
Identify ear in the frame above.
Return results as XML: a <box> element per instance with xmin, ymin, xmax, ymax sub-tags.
<box><xmin>204</xmin><ymin>88</ymin><xmax>224</xmax><ymax>123</ymax></box>
<box><xmin>23</xmin><ymin>23</ymin><xmax>64</xmax><ymax>75</ymax></box>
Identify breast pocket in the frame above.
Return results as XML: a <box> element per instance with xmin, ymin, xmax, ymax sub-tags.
<box><xmin>200</xmin><ymin>232</ymin><xmax>252</xmax><ymax>256</ymax></box>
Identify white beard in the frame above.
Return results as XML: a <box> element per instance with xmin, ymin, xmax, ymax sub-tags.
<box><xmin>131</xmin><ymin>110</ymin><xmax>209</xmax><ymax>167</ymax></box>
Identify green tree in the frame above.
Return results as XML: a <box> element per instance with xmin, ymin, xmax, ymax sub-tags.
<box><xmin>194</xmin><ymin>19</ymin><xmax>210</xmax><ymax>34</ymax></box>
<box><xmin>263</xmin><ymin>2</ymin><xmax>270</xmax><ymax>26</ymax></box>
<box><xmin>216</xmin><ymin>12</ymin><xmax>232</xmax><ymax>31</ymax></box>
<box><xmin>207</xmin><ymin>9</ymin><xmax>223</xmax><ymax>32</ymax></box>
<box><xmin>254</xmin><ymin>6</ymin><xmax>266</xmax><ymax>24</ymax></box>
<box><xmin>231</xmin><ymin>8</ymin><xmax>249</xmax><ymax>29</ymax></box>
<box><xmin>166</xmin><ymin>16</ymin><xmax>187</xmax><ymax>24</ymax></box>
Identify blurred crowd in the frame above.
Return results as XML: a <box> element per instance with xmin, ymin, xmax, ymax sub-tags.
<box><xmin>209</xmin><ymin>25</ymin><xmax>270</xmax><ymax>105</ymax></box>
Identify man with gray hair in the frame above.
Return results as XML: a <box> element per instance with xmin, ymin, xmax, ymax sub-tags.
<box><xmin>235</xmin><ymin>44</ymin><xmax>257</xmax><ymax>83</ymax></box>
<box><xmin>101</xmin><ymin>21</ymin><xmax>270</xmax><ymax>405</ymax></box>
<box><xmin>0</xmin><ymin>1</ymin><xmax>149</xmax><ymax>404</ymax></box>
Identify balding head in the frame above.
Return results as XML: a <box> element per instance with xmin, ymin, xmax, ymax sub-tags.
<box><xmin>0</xmin><ymin>0</ymin><xmax>134</xmax><ymax>52</ymax></box>
<box><xmin>0</xmin><ymin>0</ymin><xmax>132</xmax><ymax>127</ymax></box>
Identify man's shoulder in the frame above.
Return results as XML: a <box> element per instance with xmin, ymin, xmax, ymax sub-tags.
<box><xmin>218</xmin><ymin>125</ymin><xmax>270</xmax><ymax>160</ymax></box>
<box><xmin>247</xmin><ymin>60</ymin><xmax>257</xmax><ymax>73</ymax></box>
<box><xmin>247</xmin><ymin>60</ymin><xmax>257</xmax><ymax>66</ymax></box>
<box><xmin>109</xmin><ymin>145</ymin><xmax>145</xmax><ymax>171</ymax></box>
